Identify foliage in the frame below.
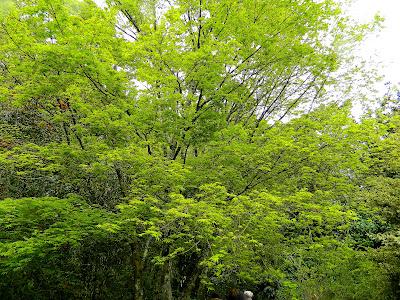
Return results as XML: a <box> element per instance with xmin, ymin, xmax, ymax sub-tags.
<box><xmin>0</xmin><ymin>0</ymin><xmax>395</xmax><ymax>299</ymax></box>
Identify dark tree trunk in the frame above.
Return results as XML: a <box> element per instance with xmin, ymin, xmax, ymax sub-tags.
<box><xmin>161</xmin><ymin>260</ymin><xmax>173</xmax><ymax>300</ymax></box>
<box><xmin>131</xmin><ymin>244</ymin><xmax>144</xmax><ymax>300</ymax></box>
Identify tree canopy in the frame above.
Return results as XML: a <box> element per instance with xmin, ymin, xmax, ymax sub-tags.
<box><xmin>0</xmin><ymin>0</ymin><xmax>398</xmax><ymax>299</ymax></box>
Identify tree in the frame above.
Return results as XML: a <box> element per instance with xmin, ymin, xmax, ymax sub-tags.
<box><xmin>0</xmin><ymin>0</ymin><xmax>391</xmax><ymax>299</ymax></box>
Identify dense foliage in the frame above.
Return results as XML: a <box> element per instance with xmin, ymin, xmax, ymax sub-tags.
<box><xmin>0</xmin><ymin>0</ymin><xmax>398</xmax><ymax>299</ymax></box>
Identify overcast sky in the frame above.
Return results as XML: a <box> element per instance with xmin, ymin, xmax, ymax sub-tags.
<box><xmin>350</xmin><ymin>0</ymin><xmax>400</xmax><ymax>85</ymax></box>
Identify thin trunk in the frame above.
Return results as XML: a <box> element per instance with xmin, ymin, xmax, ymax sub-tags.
<box><xmin>181</xmin><ymin>273</ymin><xmax>199</xmax><ymax>300</ymax></box>
<box><xmin>183</xmin><ymin>144</ymin><xmax>190</xmax><ymax>164</ymax></box>
<box><xmin>70</xmin><ymin>110</ymin><xmax>85</xmax><ymax>150</ymax></box>
<box><xmin>162</xmin><ymin>260</ymin><xmax>173</xmax><ymax>300</ymax></box>
<box><xmin>114</xmin><ymin>165</ymin><xmax>126</xmax><ymax>198</ymax></box>
<box><xmin>131</xmin><ymin>244</ymin><xmax>144</xmax><ymax>300</ymax></box>
<box><xmin>62</xmin><ymin>122</ymin><xmax>70</xmax><ymax>145</ymax></box>
<box><xmin>172</xmin><ymin>146</ymin><xmax>181</xmax><ymax>160</ymax></box>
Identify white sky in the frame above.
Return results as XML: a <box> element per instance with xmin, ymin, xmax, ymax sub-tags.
<box><xmin>350</xmin><ymin>0</ymin><xmax>400</xmax><ymax>84</ymax></box>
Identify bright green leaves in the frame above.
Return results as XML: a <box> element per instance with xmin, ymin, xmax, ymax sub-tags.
<box><xmin>104</xmin><ymin>0</ymin><xmax>358</xmax><ymax>160</ymax></box>
<box><xmin>0</xmin><ymin>0</ymin><xmax>128</xmax><ymax>152</ymax></box>
<box><xmin>0</xmin><ymin>0</ymin><xmax>393</xmax><ymax>298</ymax></box>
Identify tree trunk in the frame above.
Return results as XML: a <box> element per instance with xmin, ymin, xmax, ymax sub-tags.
<box><xmin>131</xmin><ymin>244</ymin><xmax>144</xmax><ymax>300</ymax></box>
<box><xmin>162</xmin><ymin>260</ymin><xmax>173</xmax><ymax>300</ymax></box>
<box><xmin>181</xmin><ymin>273</ymin><xmax>199</xmax><ymax>300</ymax></box>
